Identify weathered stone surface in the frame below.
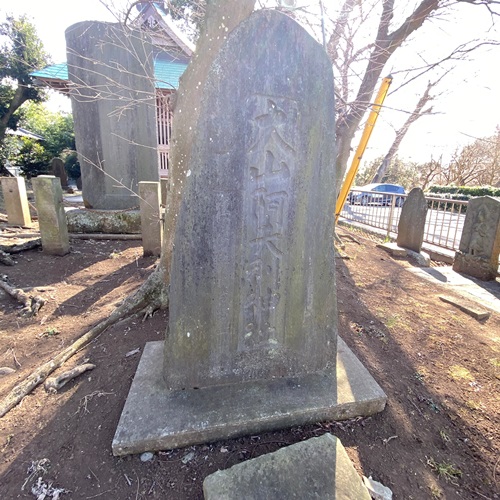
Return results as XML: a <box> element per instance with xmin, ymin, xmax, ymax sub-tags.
<box><xmin>32</xmin><ymin>176</ymin><xmax>70</xmax><ymax>256</ymax></box>
<box><xmin>362</xmin><ymin>476</ymin><xmax>393</xmax><ymax>500</ymax></box>
<box><xmin>160</xmin><ymin>178</ymin><xmax>168</xmax><ymax>207</ymax></box>
<box><xmin>0</xmin><ymin>367</ymin><xmax>16</xmax><ymax>377</ymax></box>
<box><xmin>66</xmin><ymin>22</ymin><xmax>158</xmax><ymax>210</ymax></box>
<box><xmin>50</xmin><ymin>158</ymin><xmax>68</xmax><ymax>189</ymax></box>
<box><xmin>0</xmin><ymin>176</ymin><xmax>32</xmax><ymax>227</ymax></box>
<box><xmin>397</xmin><ymin>188</ymin><xmax>427</xmax><ymax>253</ymax></box>
<box><xmin>453</xmin><ymin>196</ymin><xmax>500</xmax><ymax>281</ymax></box>
<box><xmin>114</xmin><ymin>10</ymin><xmax>388</xmax><ymax>458</ymax></box>
<box><xmin>377</xmin><ymin>242</ymin><xmax>407</xmax><ymax>257</ymax></box>
<box><xmin>203</xmin><ymin>434</ymin><xmax>371</xmax><ymax>500</ymax></box>
<box><xmin>439</xmin><ymin>295</ymin><xmax>490</xmax><ymax>320</ymax></box>
<box><xmin>112</xmin><ymin>338</ymin><xmax>387</xmax><ymax>455</ymax></box>
<box><xmin>139</xmin><ymin>181</ymin><xmax>162</xmax><ymax>256</ymax></box>
<box><xmin>66</xmin><ymin>209</ymin><xmax>141</xmax><ymax>234</ymax></box>
<box><xmin>407</xmin><ymin>249</ymin><xmax>431</xmax><ymax>267</ymax></box>
<box><xmin>166</xmin><ymin>9</ymin><xmax>337</xmax><ymax>391</ymax></box>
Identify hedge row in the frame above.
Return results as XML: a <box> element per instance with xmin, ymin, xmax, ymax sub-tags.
<box><xmin>427</xmin><ymin>185</ymin><xmax>500</xmax><ymax>197</ymax></box>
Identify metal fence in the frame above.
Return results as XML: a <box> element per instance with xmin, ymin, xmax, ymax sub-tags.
<box><xmin>339</xmin><ymin>190</ymin><xmax>468</xmax><ymax>252</ymax></box>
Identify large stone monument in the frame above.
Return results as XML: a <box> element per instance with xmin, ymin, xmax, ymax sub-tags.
<box><xmin>66</xmin><ymin>22</ymin><xmax>158</xmax><ymax>210</ymax></box>
<box><xmin>453</xmin><ymin>196</ymin><xmax>500</xmax><ymax>281</ymax></box>
<box><xmin>113</xmin><ymin>10</ymin><xmax>386</xmax><ymax>456</ymax></box>
<box><xmin>397</xmin><ymin>187</ymin><xmax>427</xmax><ymax>253</ymax></box>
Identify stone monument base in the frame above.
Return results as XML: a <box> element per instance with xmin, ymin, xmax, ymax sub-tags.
<box><xmin>453</xmin><ymin>251</ymin><xmax>498</xmax><ymax>281</ymax></box>
<box><xmin>112</xmin><ymin>339</ymin><xmax>387</xmax><ymax>456</ymax></box>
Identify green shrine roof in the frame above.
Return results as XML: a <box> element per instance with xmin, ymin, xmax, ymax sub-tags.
<box><xmin>154</xmin><ymin>59</ymin><xmax>187</xmax><ymax>89</ymax></box>
<box><xmin>31</xmin><ymin>62</ymin><xmax>69</xmax><ymax>81</ymax></box>
<box><xmin>31</xmin><ymin>58</ymin><xmax>187</xmax><ymax>90</ymax></box>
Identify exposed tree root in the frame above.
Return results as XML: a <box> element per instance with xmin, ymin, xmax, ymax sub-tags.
<box><xmin>0</xmin><ymin>276</ymin><xmax>46</xmax><ymax>316</ymax></box>
<box><xmin>0</xmin><ymin>266</ymin><xmax>168</xmax><ymax>418</ymax></box>
<box><xmin>0</xmin><ymin>238</ymin><xmax>41</xmax><ymax>253</ymax></box>
<box><xmin>45</xmin><ymin>363</ymin><xmax>96</xmax><ymax>393</ymax></box>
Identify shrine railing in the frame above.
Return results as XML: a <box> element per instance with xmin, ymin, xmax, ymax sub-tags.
<box><xmin>339</xmin><ymin>191</ymin><xmax>469</xmax><ymax>252</ymax></box>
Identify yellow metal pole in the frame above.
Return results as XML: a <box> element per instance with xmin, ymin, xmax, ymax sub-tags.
<box><xmin>335</xmin><ymin>75</ymin><xmax>393</xmax><ymax>222</ymax></box>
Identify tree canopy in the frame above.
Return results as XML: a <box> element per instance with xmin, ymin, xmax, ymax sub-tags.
<box><xmin>0</xmin><ymin>15</ymin><xmax>50</xmax><ymax>174</ymax></box>
<box><xmin>13</xmin><ymin>103</ymin><xmax>78</xmax><ymax>178</ymax></box>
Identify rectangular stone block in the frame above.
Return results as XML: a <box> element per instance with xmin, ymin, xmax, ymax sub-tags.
<box><xmin>1</xmin><ymin>176</ymin><xmax>32</xmax><ymax>226</ymax></box>
<box><xmin>32</xmin><ymin>175</ymin><xmax>70</xmax><ymax>256</ymax></box>
<box><xmin>160</xmin><ymin>178</ymin><xmax>168</xmax><ymax>206</ymax></box>
<box><xmin>139</xmin><ymin>181</ymin><xmax>162</xmax><ymax>256</ymax></box>
<box><xmin>203</xmin><ymin>434</ymin><xmax>371</xmax><ymax>500</ymax></box>
<box><xmin>439</xmin><ymin>295</ymin><xmax>491</xmax><ymax>320</ymax></box>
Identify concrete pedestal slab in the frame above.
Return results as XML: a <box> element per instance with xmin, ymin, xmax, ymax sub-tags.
<box><xmin>203</xmin><ymin>433</ymin><xmax>371</xmax><ymax>500</ymax></box>
<box><xmin>112</xmin><ymin>338</ymin><xmax>386</xmax><ymax>456</ymax></box>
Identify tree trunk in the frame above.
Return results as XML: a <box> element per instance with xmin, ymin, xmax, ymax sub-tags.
<box><xmin>0</xmin><ymin>85</ymin><xmax>30</xmax><ymax>146</ymax></box>
<box><xmin>160</xmin><ymin>0</ymin><xmax>256</xmax><ymax>280</ymax></box>
<box><xmin>334</xmin><ymin>0</ymin><xmax>440</xmax><ymax>193</ymax></box>
<box><xmin>372</xmin><ymin>80</ymin><xmax>434</xmax><ymax>183</ymax></box>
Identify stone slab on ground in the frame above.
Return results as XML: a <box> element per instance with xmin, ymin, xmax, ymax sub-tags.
<box><xmin>377</xmin><ymin>242</ymin><xmax>407</xmax><ymax>257</ymax></box>
<box><xmin>202</xmin><ymin>433</ymin><xmax>371</xmax><ymax>500</ymax></box>
<box><xmin>112</xmin><ymin>338</ymin><xmax>387</xmax><ymax>456</ymax></box>
<box><xmin>439</xmin><ymin>295</ymin><xmax>491</xmax><ymax>320</ymax></box>
<box><xmin>408</xmin><ymin>266</ymin><xmax>500</xmax><ymax>314</ymax></box>
<box><xmin>378</xmin><ymin>243</ymin><xmax>430</xmax><ymax>266</ymax></box>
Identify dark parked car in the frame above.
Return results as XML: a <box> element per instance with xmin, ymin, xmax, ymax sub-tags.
<box><xmin>348</xmin><ymin>183</ymin><xmax>406</xmax><ymax>207</ymax></box>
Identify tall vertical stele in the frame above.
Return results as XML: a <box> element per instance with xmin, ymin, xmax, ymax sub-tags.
<box><xmin>113</xmin><ymin>9</ymin><xmax>387</xmax><ymax>456</ymax></box>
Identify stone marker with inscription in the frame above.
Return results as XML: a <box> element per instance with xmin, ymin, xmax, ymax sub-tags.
<box><xmin>113</xmin><ymin>10</ymin><xmax>386</xmax><ymax>456</ymax></box>
<box><xmin>397</xmin><ymin>187</ymin><xmax>427</xmax><ymax>253</ymax></box>
<box><xmin>453</xmin><ymin>196</ymin><xmax>500</xmax><ymax>281</ymax></box>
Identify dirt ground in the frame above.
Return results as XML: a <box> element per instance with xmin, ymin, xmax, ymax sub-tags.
<box><xmin>0</xmin><ymin>225</ymin><xmax>498</xmax><ymax>499</ymax></box>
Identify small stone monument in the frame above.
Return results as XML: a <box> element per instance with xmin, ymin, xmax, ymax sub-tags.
<box><xmin>453</xmin><ymin>196</ymin><xmax>500</xmax><ymax>281</ymax></box>
<box><xmin>50</xmin><ymin>158</ymin><xmax>68</xmax><ymax>189</ymax></box>
<box><xmin>32</xmin><ymin>175</ymin><xmax>70</xmax><ymax>256</ymax></box>
<box><xmin>113</xmin><ymin>10</ymin><xmax>386</xmax><ymax>456</ymax></box>
<box><xmin>397</xmin><ymin>187</ymin><xmax>427</xmax><ymax>253</ymax></box>
<box><xmin>0</xmin><ymin>176</ymin><xmax>32</xmax><ymax>226</ymax></box>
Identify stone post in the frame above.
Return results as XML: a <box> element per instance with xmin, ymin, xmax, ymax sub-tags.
<box><xmin>139</xmin><ymin>181</ymin><xmax>162</xmax><ymax>257</ymax></box>
<box><xmin>32</xmin><ymin>175</ymin><xmax>70</xmax><ymax>256</ymax></box>
<box><xmin>160</xmin><ymin>178</ymin><xmax>169</xmax><ymax>207</ymax></box>
<box><xmin>0</xmin><ymin>177</ymin><xmax>32</xmax><ymax>226</ymax></box>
